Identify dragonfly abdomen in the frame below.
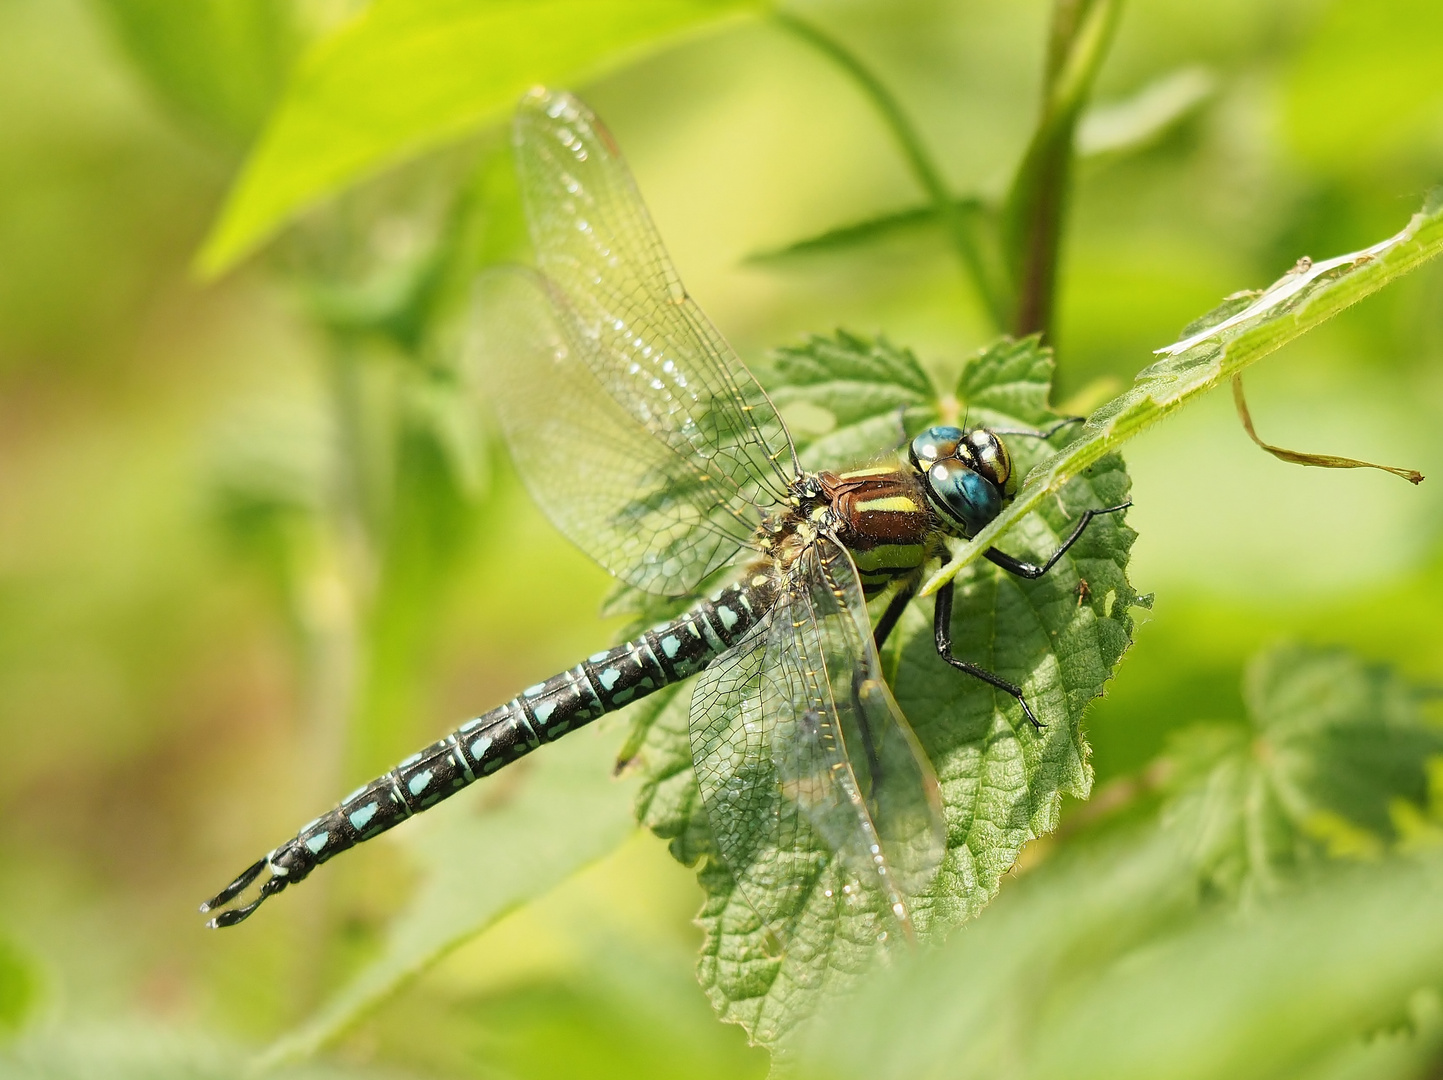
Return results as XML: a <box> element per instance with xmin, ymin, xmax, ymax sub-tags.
<box><xmin>202</xmin><ymin>576</ymin><xmax>775</xmax><ymax>927</ymax></box>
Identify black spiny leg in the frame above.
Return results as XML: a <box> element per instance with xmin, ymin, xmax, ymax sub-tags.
<box><xmin>873</xmin><ymin>579</ymin><xmax>919</xmax><ymax>653</ymax></box>
<box><xmin>988</xmin><ymin>415</ymin><xmax>1086</xmax><ymax>441</ymax></box>
<box><xmin>853</xmin><ymin>579</ymin><xmax>921</xmax><ymax>791</ymax></box>
<box><xmin>984</xmin><ymin>501</ymin><xmax>1131</xmax><ymax>580</ymax></box>
<box><xmin>934</xmin><ymin>582</ymin><xmax>1041</xmax><ymax>730</ymax></box>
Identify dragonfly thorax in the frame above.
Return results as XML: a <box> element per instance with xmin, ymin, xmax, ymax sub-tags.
<box><xmin>817</xmin><ymin>467</ymin><xmax>941</xmax><ymax>596</ymax></box>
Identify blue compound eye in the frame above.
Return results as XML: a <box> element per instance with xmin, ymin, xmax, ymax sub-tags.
<box><xmin>926</xmin><ymin>461</ymin><xmax>1001</xmax><ymax>536</ymax></box>
<box><xmin>909</xmin><ymin>426</ymin><xmax>964</xmax><ymax>471</ymax></box>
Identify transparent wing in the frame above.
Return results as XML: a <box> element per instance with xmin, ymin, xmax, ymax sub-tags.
<box><xmin>689</xmin><ymin>538</ymin><xmax>946</xmax><ymax>941</ymax></box>
<box><xmin>688</xmin><ymin>612</ymin><xmax>822</xmax><ymax>936</ymax></box>
<box><xmin>499</xmin><ymin>87</ymin><xmax>796</xmax><ymax>593</ymax></box>
<box><xmin>764</xmin><ymin>537</ymin><xmax>946</xmax><ymax>933</ymax></box>
<box><xmin>471</xmin><ymin>269</ymin><xmax>764</xmax><ymax>595</ymax></box>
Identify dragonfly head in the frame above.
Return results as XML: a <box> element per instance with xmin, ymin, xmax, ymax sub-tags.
<box><xmin>908</xmin><ymin>425</ymin><xmax>1013</xmax><ymax>537</ymax></box>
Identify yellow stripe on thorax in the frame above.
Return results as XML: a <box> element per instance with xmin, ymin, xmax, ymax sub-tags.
<box><xmin>853</xmin><ymin>494</ymin><xmax>925</xmax><ymax>515</ymax></box>
<box><xmin>837</xmin><ymin>466</ymin><xmax>897</xmax><ymax>480</ymax></box>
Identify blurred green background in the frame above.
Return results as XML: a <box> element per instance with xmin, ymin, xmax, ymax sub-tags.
<box><xmin>0</xmin><ymin>0</ymin><xmax>1441</xmax><ymax>1076</ymax></box>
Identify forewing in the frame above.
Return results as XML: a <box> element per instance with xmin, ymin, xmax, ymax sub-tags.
<box><xmin>513</xmin><ymin>87</ymin><xmax>796</xmax><ymax>518</ymax></box>
<box><xmin>471</xmin><ymin>269</ymin><xmax>758</xmax><ymax>595</ymax></box>
<box><xmin>763</xmin><ymin>537</ymin><xmax>946</xmax><ymax>936</ymax></box>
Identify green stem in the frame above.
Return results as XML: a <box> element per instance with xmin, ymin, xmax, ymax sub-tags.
<box><xmin>773</xmin><ymin>9</ymin><xmax>1007</xmax><ymax>327</ymax></box>
<box><xmin>1003</xmin><ymin>0</ymin><xmax>1123</xmax><ymax>340</ymax></box>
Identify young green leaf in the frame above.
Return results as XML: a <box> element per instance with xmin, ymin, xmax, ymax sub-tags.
<box><xmin>923</xmin><ymin>189</ymin><xmax>1443</xmax><ymax>598</ymax></box>
<box><xmin>260</xmin><ymin>722</ymin><xmax>638</xmax><ymax>1067</ymax></box>
<box><xmin>626</xmin><ymin>332</ymin><xmax>1139</xmax><ymax>1051</ymax></box>
<box><xmin>768</xmin><ymin>331</ymin><xmax>933</xmax><ymax>469</ymax></box>
<box><xmin>199</xmin><ymin>0</ymin><xmax>760</xmax><ymax>273</ymax></box>
<box><xmin>1162</xmin><ymin>643</ymin><xmax>1443</xmax><ymax>900</ymax></box>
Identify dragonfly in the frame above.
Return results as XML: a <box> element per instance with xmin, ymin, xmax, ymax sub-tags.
<box><xmin>202</xmin><ymin>87</ymin><xmax>1128</xmax><ymax>940</ymax></box>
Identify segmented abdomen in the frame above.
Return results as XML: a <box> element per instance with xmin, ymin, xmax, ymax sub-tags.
<box><xmin>256</xmin><ymin>576</ymin><xmax>774</xmax><ymax>900</ymax></box>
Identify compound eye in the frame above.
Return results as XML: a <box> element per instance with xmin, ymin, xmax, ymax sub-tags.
<box><xmin>964</xmin><ymin>429</ymin><xmax>1012</xmax><ymax>488</ymax></box>
<box><xmin>909</xmin><ymin>426</ymin><xmax>964</xmax><ymax>470</ymax></box>
<box><xmin>926</xmin><ymin>461</ymin><xmax>1001</xmax><ymax>536</ymax></box>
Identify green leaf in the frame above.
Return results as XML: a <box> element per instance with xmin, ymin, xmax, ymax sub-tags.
<box><xmin>627</xmin><ymin>332</ymin><xmax>1139</xmax><ymax>1051</ymax></box>
<box><xmin>799</xmin><ymin>647</ymin><xmax>1443</xmax><ymax>1079</ymax></box>
<box><xmin>768</xmin><ymin>331</ymin><xmax>933</xmax><ymax>469</ymax></box>
<box><xmin>198</xmin><ymin>0</ymin><xmax>760</xmax><ymax>273</ymax></box>
<box><xmin>95</xmin><ymin>0</ymin><xmax>303</xmax><ymax>147</ymax></box>
<box><xmin>1075</xmin><ymin>66</ymin><xmax>1216</xmax><ymax>158</ymax></box>
<box><xmin>261</xmin><ymin>721</ymin><xmax>638</xmax><ymax>1067</ymax></box>
<box><xmin>770</xmin><ymin>11</ymin><xmax>1007</xmax><ymax>326</ymax></box>
<box><xmin>923</xmin><ymin>189</ymin><xmax>1443</xmax><ymax>597</ymax></box>
<box><xmin>896</xmin><ymin>340</ymin><xmax>1137</xmax><ymax>934</ymax></box>
<box><xmin>801</xmin><ymin>833</ymin><xmax>1443</xmax><ymax>1080</ymax></box>
<box><xmin>1162</xmin><ymin>643</ymin><xmax>1443</xmax><ymax>899</ymax></box>
<box><xmin>743</xmin><ymin>199</ymin><xmax>986</xmax><ymax>266</ymax></box>
<box><xmin>628</xmin><ymin>684</ymin><xmax>717</xmax><ymax>870</ymax></box>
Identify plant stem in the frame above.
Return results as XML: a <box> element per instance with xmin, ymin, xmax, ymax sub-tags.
<box><xmin>773</xmin><ymin>9</ymin><xmax>1007</xmax><ymax>327</ymax></box>
<box><xmin>1003</xmin><ymin>0</ymin><xmax>1123</xmax><ymax>341</ymax></box>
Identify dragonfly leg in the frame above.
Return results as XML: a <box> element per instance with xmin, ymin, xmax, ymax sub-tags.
<box><xmin>873</xmin><ymin>579</ymin><xmax>919</xmax><ymax>652</ymax></box>
<box><xmin>984</xmin><ymin>501</ymin><xmax>1131</xmax><ymax>580</ymax></box>
<box><xmin>848</xmin><ymin>669</ymin><xmax>885</xmax><ymax>791</ymax></box>
<box><xmin>934</xmin><ymin>582</ymin><xmax>1041</xmax><ymax>730</ymax></box>
<box><xmin>988</xmin><ymin>416</ymin><xmax>1086</xmax><ymax>440</ymax></box>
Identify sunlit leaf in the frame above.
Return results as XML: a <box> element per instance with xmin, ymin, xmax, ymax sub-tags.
<box><xmin>744</xmin><ymin>199</ymin><xmax>987</xmax><ymax>265</ymax></box>
<box><xmin>1076</xmin><ymin>66</ymin><xmax>1215</xmax><ymax>157</ymax></box>
<box><xmin>768</xmin><ymin>331</ymin><xmax>932</xmax><ymax>469</ymax></box>
<box><xmin>802</xmin><ymin>832</ymin><xmax>1443</xmax><ymax>1080</ymax></box>
<box><xmin>626</xmin><ymin>333</ymin><xmax>1139</xmax><ymax>1050</ymax></box>
<box><xmin>924</xmin><ymin>189</ymin><xmax>1443</xmax><ymax>597</ymax></box>
<box><xmin>199</xmin><ymin>0</ymin><xmax>760</xmax><ymax>273</ymax></box>
<box><xmin>1162</xmin><ymin>643</ymin><xmax>1443</xmax><ymax>899</ymax></box>
<box><xmin>95</xmin><ymin>0</ymin><xmax>303</xmax><ymax>147</ymax></box>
